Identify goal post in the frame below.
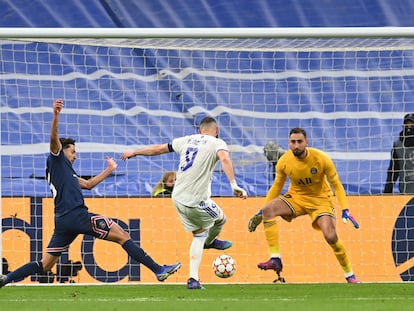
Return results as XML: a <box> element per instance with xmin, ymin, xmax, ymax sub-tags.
<box><xmin>2</xmin><ymin>27</ymin><xmax>414</xmax><ymax>38</ymax></box>
<box><xmin>1</xmin><ymin>28</ymin><xmax>414</xmax><ymax>284</ymax></box>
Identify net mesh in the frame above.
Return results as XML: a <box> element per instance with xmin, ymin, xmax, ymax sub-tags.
<box><xmin>1</xmin><ymin>35</ymin><xmax>413</xmax><ymax>282</ymax></box>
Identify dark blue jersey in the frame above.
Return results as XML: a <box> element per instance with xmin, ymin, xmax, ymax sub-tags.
<box><xmin>46</xmin><ymin>150</ymin><xmax>84</xmax><ymax>217</ymax></box>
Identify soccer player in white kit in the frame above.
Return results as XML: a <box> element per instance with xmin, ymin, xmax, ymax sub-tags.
<box><xmin>121</xmin><ymin>117</ymin><xmax>247</xmax><ymax>289</ymax></box>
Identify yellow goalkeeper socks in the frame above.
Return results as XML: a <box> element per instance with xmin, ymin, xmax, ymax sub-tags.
<box><xmin>329</xmin><ymin>239</ymin><xmax>352</xmax><ymax>274</ymax></box>
<box><xmin>263</xmin><ymin>217</ymin><xmax>280</xmax><ymax>256</ymax></box>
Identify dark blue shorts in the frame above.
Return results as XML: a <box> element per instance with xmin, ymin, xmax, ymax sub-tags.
<box><xmin>46</xmin><ymin>206</ymin><xmax>114</xmax><ymax>256</ymax></box>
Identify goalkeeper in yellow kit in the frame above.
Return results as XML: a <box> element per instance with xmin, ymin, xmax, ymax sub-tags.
<box><xmin>248</xmin><ymin>127</ymin><xmax>360</xmax><ymax>283</ymax></box>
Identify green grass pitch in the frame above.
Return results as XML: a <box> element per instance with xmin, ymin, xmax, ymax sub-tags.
<box><xmin>0</xmin><ymin>283</ymin><xmax>412</xmax><ymax>311</ymax></box>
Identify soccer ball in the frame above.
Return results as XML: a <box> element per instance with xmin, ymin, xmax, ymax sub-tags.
<box><xmin>212</xmin><ymin>254</ymin><xmax>236</xmax><ymax>278</ymax></box>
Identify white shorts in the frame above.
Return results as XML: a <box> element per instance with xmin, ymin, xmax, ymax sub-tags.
<box><xmin>173</xmin><ymin>198</ymin><xmax>225</xmax><ymax>232</ymax></box>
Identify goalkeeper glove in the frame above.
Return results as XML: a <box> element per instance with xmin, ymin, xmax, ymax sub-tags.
<box><xmin>248</xmin><ymin>209</ymin><xmax>263</xmax><ymax>232</ymax></box>
<box><xmin>230</xmin><ymin>181</ymin><xmax>247</xmax><ymax>197</ymax></box>
<box><xmin>342</xmin><ymin>209</ymin><xmax>359</xmax><ymax>229</ymax></box>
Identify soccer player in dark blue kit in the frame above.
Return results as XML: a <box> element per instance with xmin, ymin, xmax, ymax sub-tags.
<box><xmin>0</xmin><ymin>98</ymin><xmax>181</xmax><ymax>287</ymax></box>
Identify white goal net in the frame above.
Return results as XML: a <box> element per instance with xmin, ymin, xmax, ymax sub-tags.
<box><xmin>1</xmin><ymin>28</ymin><xmax>414</xmax><ymax>284</ymax></box>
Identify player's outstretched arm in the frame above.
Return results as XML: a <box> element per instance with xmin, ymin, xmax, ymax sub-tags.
<box><xmin>121</xmin><ymin>143</ymin><xmax>170</xmax><ymax>160</ymax></box>
<box><xmin>50</xmin><ymin>99</ymin><xmax>64</xmax><ymax>154</ymax></box>
<box><xmin>79</xmin><ymin>156</ymin><xmax>117</xmax><ymax>190</ymax></box>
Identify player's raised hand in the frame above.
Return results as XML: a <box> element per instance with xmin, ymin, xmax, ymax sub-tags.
<box><xmin>53</xmin><ymin>98</ymin><xmax>64</xmax><ymax>114</ymax></box>
<box><xmin>106</xmin><ymin>156</ymin><xmax>118</xmax><ymax>172</ymax></box>
<box><xmin>342</xmin><ymin>209</ymin><xmax>359</xmax><ymax>229</ymax></box>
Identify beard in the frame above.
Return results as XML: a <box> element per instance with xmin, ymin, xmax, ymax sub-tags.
<box><xmin>293</xmin><ymin>149</ymin><xmax>306</xmax><ymax>158</ymax></box>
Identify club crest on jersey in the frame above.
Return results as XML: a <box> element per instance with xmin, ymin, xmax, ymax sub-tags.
<box><xmin>310</xmin><ymin>167</ymin><xmax>318</xmax><ymax>174</ymax></box>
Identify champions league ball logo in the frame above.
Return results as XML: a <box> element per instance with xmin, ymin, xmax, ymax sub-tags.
<box><xmin>391</xmin><ymin>197</ymin><xmax>414</xmax><ymax>281</ymax></box>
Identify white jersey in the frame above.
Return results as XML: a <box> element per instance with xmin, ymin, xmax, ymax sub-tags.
<box><xmin>171</xmin><ymin>133</ymin><xmax>229</xmax><ymax>206</ymax></box>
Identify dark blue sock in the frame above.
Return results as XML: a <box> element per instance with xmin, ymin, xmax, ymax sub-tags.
<box><xmin>122</xmin><ymin>239</ymin><xmax>161</xmax><ymax>273</ymax></box>
<box><xmin>4</xmin><ymin>261</ymin><xmax>44</xmax><ymax>284</ymax></box>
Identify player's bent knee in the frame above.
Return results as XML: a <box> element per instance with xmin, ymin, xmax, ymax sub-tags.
<box><xmin>215</xmin><ymin>216</ymin><xmax>227</xmax><ymax>226</ymax></box>
<box><xmin>325</xmin><ymin>234</ymin><xmax>338</xmax><ymax>245</ymax></box>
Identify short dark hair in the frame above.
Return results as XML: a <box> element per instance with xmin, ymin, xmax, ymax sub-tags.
<box><xmin>199</xmin><ymin>117</ymin><xmax>217</xmax><ymax>128</ymax></box>
<box><xmin>289</xmin><ymin>127</ymin><xmax>307</xmax><ymax>138</ymax></box>
<box><xmin>59</xmin><ymin>137</ymin><xmax>76</xmax><ymax>149</ymax></box>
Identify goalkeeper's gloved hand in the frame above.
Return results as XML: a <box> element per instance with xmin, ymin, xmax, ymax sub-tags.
<box><xmin>248</xmin><ymin>209</ymin><xmax>263</xmax><ymax>232</ymax></box>
<box><xmin>342</xmin><ymin>209</ymin><xmax>359</xmax><ymax>229</ymax></box>
<box><xmin>230</xmin><ymin>181</ymin><xmax>247</xmax><ymax>198</ymax></box>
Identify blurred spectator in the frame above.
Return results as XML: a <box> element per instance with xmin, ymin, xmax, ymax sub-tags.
<box><xmin>264</xmin><ymin>141</ymin><xmax>286</xmax><ymax>180</ymax></box>
<box><xmin>384</xmin><ymin>113</ymin><xmax>414</xmax><ymax>194</ymax></box>
<box><xmin>152</xmin><ymin>171</ymin><xmax>176</xmax><ymax>197</ymax></box>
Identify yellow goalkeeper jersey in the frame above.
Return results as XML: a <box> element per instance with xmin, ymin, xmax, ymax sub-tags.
<box><xmin>265</xmin><ymin>147</ymin><xmax>348</xmax><ymax>209</ymax></box>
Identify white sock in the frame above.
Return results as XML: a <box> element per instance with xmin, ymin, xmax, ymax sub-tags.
<box><xmin>189</xmin><ymin>231</ymin><xmax>208</xmax><ymax>280</ymax></box>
